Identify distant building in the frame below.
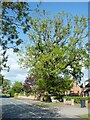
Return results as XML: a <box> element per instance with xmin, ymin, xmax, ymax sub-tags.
<box><xmin>66</xmin><ymin>81</ymin><xmax>83</xmax><ymax>96</ymax></box>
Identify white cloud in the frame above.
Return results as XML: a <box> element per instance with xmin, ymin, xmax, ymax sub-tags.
<box><xmin>82</xmin><ymin>69</ymin><xmax>88</xmax><ymax>80</ymax></box>
<box><xmin>1</xmin><ymin>49</ymin><xmax>28</xmax><ymax>85</ymax></box>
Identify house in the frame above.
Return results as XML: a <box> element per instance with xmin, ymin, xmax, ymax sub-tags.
<box><xmin>83</xmin><ymin>79</ymin><xmax>90</xmax><ymax>96</ymax></box>
<box><xmin>66</xmin><ymin>81</ymin><xmax>83</xmax><ymax>96</ymax></box>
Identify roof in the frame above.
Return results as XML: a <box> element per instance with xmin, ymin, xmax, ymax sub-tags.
<box><xmin>84</xmin><ymin>79</ymin><xmax>90</xmax><ymax>83</ymax></box>
<box><xmin>84</xmin><ymin>88</ymin><xmax>90</xmax><ymax>92</ymax></box>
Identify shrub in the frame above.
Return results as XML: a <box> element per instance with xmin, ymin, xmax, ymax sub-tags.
<box><xmin>54</xmin><ymin>95</ymin><xmax>64</xmax><ymax>102</ymax></box>
<box><xmin>19</xmin><ymin>91</ymin><xmax>24</xmax><ymax>96</ymax></box>
<box><xmin>26</xmin><ymin>92</ymin><xmax>30</xmax><ymax>97</ymax></box>
<box><xmin>14</xmin><ymin>93</ymin><xmax>18</xmax><ymax>96</ymax></box>
<box><xmin>10</xmin><ymin>88</ymin><xmax>15</xmax><ymax>97</ymax></box>
<box><xmin>43</xmin><ymin>94</ymin><xmax>52</xmax><ymax>102</ymax></box>
<box><xmin>64</xmin><ymin>96</ymin><xmax>90</xmax><ymax>104</ymax></box>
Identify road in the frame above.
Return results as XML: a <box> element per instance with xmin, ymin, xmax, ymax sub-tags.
<box><xmin>0</xmin><ymin>95</ymin><xmax>88</xmax><ymax>120</ymax></box>
<box><xmin>1</xmin><ymin>95</ymin><xmax>64</xmax><ymax>120</ymax></box>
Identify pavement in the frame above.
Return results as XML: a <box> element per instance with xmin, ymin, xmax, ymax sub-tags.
<box><xmin>57</xmin><ymin>104</ymin><xmax>89</xmax><ymax>118</ymax></box>
<box><xmin>0</xmin><ymin>95</ymin><xmax>89</xmax><ymax>119</ymax></box>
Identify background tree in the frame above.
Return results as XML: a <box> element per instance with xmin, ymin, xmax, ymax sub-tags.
<box><xmin>0</xmin><ymin>74</ymin><xmax>4</xmax><ymax>86</ymax></box>
<box><xmin>23</xmin><ymin>75</ymin><xmax>36</xmax><ymax>95</ymax></box>
<box><xmin>2</xmin><ymin>78</ymin><xmax>11</xmax><ymax>94</ymax></box>
<box><xmin>10</xmin><ymin>81</ymin><xmax>23</xmax><ymax>94</ymax></box>
<box><xmin>0</xmin><ymin>74</ymin><xmax>11</xmax><ymax>94</ymax></box>
<box><xmin>18</xmin><ymin>12</ymin><xmax>89</xmax><ymax>96</ymax></box>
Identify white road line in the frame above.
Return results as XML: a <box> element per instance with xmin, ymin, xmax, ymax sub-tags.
<box><xmin>10</xmin><ymin>101</ymin><xmax>26</xmax><ymax>110</ymax></box>
<box><xmin>29</xmin><ymin>112</ymin><xmax>36</xmax><ymax>115</ymax></box>
<box><xmin>10</xmin><ymin>100</ymin><xmax>36</xmax><ymax>114</ymax></box>
<box><xmin>10</xmin><ymin>101</ymin><xmax>17</xmax><ymax>106</ymax></box>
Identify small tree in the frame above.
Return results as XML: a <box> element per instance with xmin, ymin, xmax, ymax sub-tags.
<box><xmin>10</xmin><ymin>88</ymin><xmax>14</xmax><ymax>97</ymax></box>
<box><xmin>23</xmin><ymin>76</ymin><xmax>36</xmax><ymax>96</ymax></box>
<box><xmin>2</xmin><ymin>79</ymin><xmax>11</xmax><ymax>94</ymax></box>
<box><xmin>11</xmin><ymin>81</ymin><xmax>23</xmax><ymax>94</ymax></box>
<box><xmin>0</xmin><ymin>74</ymin><xmax>11</xmax><ymax>94</ymax></box>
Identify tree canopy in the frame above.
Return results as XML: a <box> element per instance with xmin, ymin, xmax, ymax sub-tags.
<box><xmin>0</xmin><ymin>2</ymin><xmax>41</xmax><ymax>71</ymax></box>
<box><xmin>11</xmin><ymin>81</ymin><xmax>23</xmax><ymax>93</ymax></box>
<box><xmin>23</xmin><ymin>76</ymin><xmax>36</xmax><ymax>95</ymax></box>
<box><xmin>0</xmin><ymin>74</ymin><xmax>11</xmax><ymax>94</ymax></box>
<box><xmin>0</xmin><ymin>74</ymin><xmax>4</xmax><ymax>86</ymax></box>
<box><xmin>18</xmin><ymin>12</ymin><xmax>89</xmax><ymax>96</ymax></box>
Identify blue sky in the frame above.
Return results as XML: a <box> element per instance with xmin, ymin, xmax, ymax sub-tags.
<box><xmin>19</xmin><ymin>2</ymin><xmax>88</xmax><ymax>42</ymax></box>
<box><xmin>2</xmin><ymin>2</ymin><xmax>89</xmax><ymax>85</ymax></box>
<box><xmin>30</xmin><ymin>2</ymin><xmax>88</xmax><ymax>16</ymax></box>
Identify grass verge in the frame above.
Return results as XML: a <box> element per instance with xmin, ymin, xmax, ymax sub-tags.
<box><xmin>15</xmin><ymin>97</ymin><xmax>63</xmax><ymax>107</ymax></box>
<box><xmin>80</xmin><ymin>114</ymin><xmax>90</xmax><ymax>119</ymax></box>
<box><xmin>32</xmin><ymin>101</ymin><xmax>63</xmax><ymax>107</ymax></box>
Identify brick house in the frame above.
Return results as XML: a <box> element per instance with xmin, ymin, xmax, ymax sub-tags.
<box><xmin>66</xmin><ymin>81</ymin><xmax>83</xmax><ymax>96</ymax></box>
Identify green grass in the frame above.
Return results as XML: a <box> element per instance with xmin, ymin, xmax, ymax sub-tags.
<box><xmin>15</xmin><ymin>97</ymin><xmax>63</xmax><ymax>107</ymax></box>
<box><xmin>32</xmin><ymin>101</ymin><xmax>63</xmax><ymax>107</ymax></box>
<box><xmin>80</xmin><ymin>114</ymin><xmax>90</xmax><ymax>119</ymax></box>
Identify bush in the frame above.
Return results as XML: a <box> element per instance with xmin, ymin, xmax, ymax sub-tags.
<box><xmin>43</xmin><ymin>94</ymin><xmax>52</xmax><ymax>102</ymax></box>
<box><xmin>14</xmin><ymin>93</ymin><xmax>18</xmax><ymax>96</ymax></box>
<box><xmin>26</xmin><ymin>92</ymin><xmax>30</xmax><ymax>97</ymax></box>
<box><xmin>64</xmin><ymin>96</ymin><xmax>90</xmax><ymax>104</ymax></box>
<box><xmin>10</xmin><ymin>88</ymin><xmax>15</xmax><ymax>97</ymax></box>
<box><xmin>19</xmin><ymin>91</ymin><xmax>24</xmax><ymax>96</ymax></box>
<box><xmin>54</xmin><ymin>95</ymin><xmax>64</xmax><ymax>102</ymax></box>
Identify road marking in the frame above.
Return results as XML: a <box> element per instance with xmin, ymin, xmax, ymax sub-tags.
<box><xmin>29</xmin><ymin>112</ymin><xmax>35</xmax><ymax>115</ymax></box>
<box><xmin>10</xmin><ymin>101</ymin><xmax>26</xmax><ymax>110</ymax></box>
<box><xmin>11</xmin><ymin>100</ymin><xmax>36</xmax><ymax>115</ymax></box>
<box><xmin>10</xmin><ymin>102</ymin><xmax>17</xmax><ymax>106</ymax></box>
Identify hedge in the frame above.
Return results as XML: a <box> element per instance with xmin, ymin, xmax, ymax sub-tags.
<box><xmin>64</xmin><ymin>96</ymin><xmax>90</xmax><ymax>104</ymax></box>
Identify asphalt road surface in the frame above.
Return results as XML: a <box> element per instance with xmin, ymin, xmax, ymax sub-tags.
<box><xmin>0</xmin><ymin>95</ymin><xmax>88</xmax><ymax>120</ymax></box>
<box><xmin>1</xmin><ymin>95</ymin><xmax>64</xmax><ymax>120</ymax></box>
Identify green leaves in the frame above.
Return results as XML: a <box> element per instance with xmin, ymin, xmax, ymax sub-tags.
<box><xmin>11</xmin><ymin>81</ymin><xmax>23</xmax><ymax>94</ymax></box>
<box><xmin>1</xmin><ymin>2</ymin><xmax>31</xmax><ymax>71</ymax></box>
<box><xmin>13</xmin><ymin>48</ymin><xmax>19</xmax><ymax>52</ymax></box>
<box><xmin>2</xmin><ymin>75</ymin><xmax>11</xmax><ymax>94</ymax></box>
<box><xmin>16</xmin><ymin>39</ymin><xmax>22</xmax><ymax>46</ymax></box>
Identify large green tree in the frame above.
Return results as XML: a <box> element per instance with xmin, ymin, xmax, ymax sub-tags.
<box><xmin>18</xmin><ymin>12</ymin><xmax>89</xmax><ymax>96</ymax></box>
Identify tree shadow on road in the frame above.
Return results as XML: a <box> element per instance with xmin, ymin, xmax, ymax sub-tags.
<box><xmin>1</xmin><ymin>97</ymin><xmax>87</xmax><ymax>120</ymax></box>
<box><xmin>1</xmin><ymin>101</ymin><xmax>63</xmax><ymax>120</ymax></box>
